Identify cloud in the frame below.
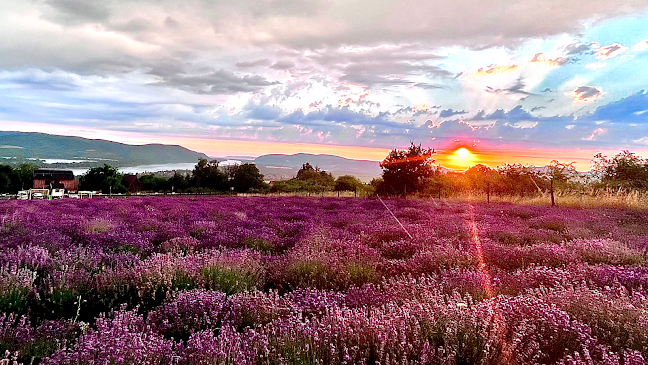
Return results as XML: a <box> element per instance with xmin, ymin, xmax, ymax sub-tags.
<box><xmin>0</xmin><ymin>69</ymin><xmax>80</xmax><ymax>91</ymax></box>
<box><xmin>236</xmin><ymin>59</ymin><xmax>272</xmax><ymax>68</ymax></box>
<box><xmin>43</xmin><ymin>0</ymin><xmax>111</xmax><ymax>24</ymax></box>
<box><xmin>306</xmin><ymin>45</ymin><xmax>451</xmax><ymax>88</ymax></box>
<box><xmin>563</xmin><ymin>42</ymin><xmax>598</xmax><ymax>55</ymax></box>
<box><xmin>596</xmin><ymin>43</ymin><xmax>629</xmax><ymax>59</ymax></box>
<box><xmin>633</xmin><ymin>39</ymin><xmax>648</xmax><ymax>52</ymax></box>
<box><xmin>155</xmin><ymin>69</ymin><xmax>279</xmax><ymax>94</ymax></box>
<box><xmin>245</xmin><ymin>104</ymin><xmax>282</xmax><ymax>120</ymax></box>
<box><xmin>529</xmin><ymin>53</ymin><xmax>569</xmax><ymax>67</ymax></box>
<box><xmin>465</xmin><ymin>64</ymin><xmax>520</xmax><ymax>79</ymax></box>
<box><xmin>439</xmin><ymin>109</ymin><xmax>468</xmax><ymax>118</ymax></box>
<box><xmin>570</xmin><ymin>86</ymin><xmax>603</xmax><ymax>103</ymax></box>
<box><xmin>271</xmin><ymin>60</ymin><xmax>296</xmax><ymax>70</ymax></box>
<box><xmin>485</xmin><ymin>78</ymin><xmax>534</xmax><ymax>96</ymax></box>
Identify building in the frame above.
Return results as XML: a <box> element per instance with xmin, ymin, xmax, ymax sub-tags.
<box><xmin>33</xmin><ymin>169</ymin><xmax>78</xmax><ymax>192</ymax></box>
<box><xmin>123</xmin><ymin>174</ymin><xmax>142</xmax><ymax>193</ymax></box>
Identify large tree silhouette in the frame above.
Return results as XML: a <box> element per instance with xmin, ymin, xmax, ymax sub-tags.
<box><xmin>379</xmin><ymin>142</ymin><xmax>435</xmax><ymax>195</ymax></box>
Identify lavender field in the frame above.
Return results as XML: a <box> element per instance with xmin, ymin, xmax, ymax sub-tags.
<box><xmin>2</xmin><ymin>197</ymin><xmax>648</xmax><ymax>364</ymax></box>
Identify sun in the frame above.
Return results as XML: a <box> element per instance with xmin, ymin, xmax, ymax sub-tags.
<box><xmin>456</xmin><ymin>147</ymin><xmax>471</xmax><ymax>159</ymax></box>
<box><xmin>448</xmin><ymin>147</ymin><xmax>477</xmax><ymax>169</ymax></box>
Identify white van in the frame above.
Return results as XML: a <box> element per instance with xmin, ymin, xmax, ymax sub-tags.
<box><xmin>17</xmin><ymin>191</ymin><xmax>29</xmax><ymax>200</ymax></box>
<box><xmin>51</xmin><ymin>189</ymin><xmax>65</xmax><ymax>199</ymax></box>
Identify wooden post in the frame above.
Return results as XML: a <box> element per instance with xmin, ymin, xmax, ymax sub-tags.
<box><xmin>487</xmin><ymin>182</ymin><xmax>490</xmax><ymax>203</ymax></box>
<box><xmin>337</xmin><ymin>190</ymin><xmax>340</xmax><ymax>198</ymax></box>
<box><xmin>550</xmin><ymin>179</ymin><xmax>555</xmax><ymax>207</ymax></box>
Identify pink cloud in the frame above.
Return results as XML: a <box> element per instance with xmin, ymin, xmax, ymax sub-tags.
<box><xmin>596</xmin><ymin>43</ymin><xmax>628</xmax><ymax>60</ymax></box>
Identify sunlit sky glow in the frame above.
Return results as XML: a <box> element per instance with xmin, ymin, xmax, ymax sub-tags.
<box><xmin>2</xmin><ymin>0</ymin><xmax>648</xmax><ymax>170</ymax></box>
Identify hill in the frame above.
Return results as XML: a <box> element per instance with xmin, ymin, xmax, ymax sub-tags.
<box><xmin>0</xmin><ymin>131</ymin><xmax>209</xmax><ymax>167</ymax></box>
<box><xmin>254</xmin><ymin>153</ymin><xmax>382</xmax><ymax>182</ymax></box>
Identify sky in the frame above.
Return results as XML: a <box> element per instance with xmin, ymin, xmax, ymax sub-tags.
<box><xmin>2</xmin><ymin>0</ymin><xmax>648</xmax><ymax>170</ymax></box>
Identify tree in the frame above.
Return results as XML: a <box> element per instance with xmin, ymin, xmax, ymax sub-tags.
<box><xmin>80</xmin><ymin>165</ymin><xmax>127</xmax><ymax>194</ymax></box>
<box><xmin>16</xmin><ymin>164</ymin><xmax>38</xmax><ymax>191</ymax></box>
<box><xmin>593</xmin><ymin>151</ymin><xmax>648</xmax><ymax>190</ymax></box>
<box><xmin>379</xmin><ymin>142</ymin><xmax>436</xmax><ymax>195</ymax></box>
<box><xmin>140</xmin><ymin>174</ymin><xmax>169</xmax><ymax>192</ymax></box>
<box><xmin>295</xmin><ymin>163</ymin><xmax>335</xmax><ymax>192</ymax></box>
<box><xmin>231</xmin><ymin>163</ymin><xmax>266</xmax><ymax>193</ymax></box>
<box><xmin>334</xmin><ymin>175</ymin><xmax>364</xmax><ymax>192</ymax></box>
<box><xmin>168</xmin><ymin>172</ymin><xmax>188</xmax><ymax>192</ymax></box>
<box><xmin>191</xmin><ymin>158</ymin><xmax>228</xmax><ymax>191</ymax></box>
<box><xmin>495</xmin><ymin>164</ymin><xmax>542</xmax><ymax>196</ymax></box>
<box><xmin>0</xmin><ymin>165</ymin><xmax>18</xmax><ymax>193</ymax></box>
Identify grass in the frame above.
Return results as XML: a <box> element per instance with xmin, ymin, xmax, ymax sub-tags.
<box><xmin>439</xmin><ymin>190</ymin><xmax>648</xmax><ymax>209</ymax></box>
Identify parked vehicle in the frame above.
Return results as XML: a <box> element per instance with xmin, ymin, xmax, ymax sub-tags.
<box><xmin>17</xmin><ymin>191</ymin><xmax>29</xmax><ymax>200</ymax></box>
<box><xmin>31</xmin><ymin>192</ymin><xmax>44</xmax><ymax>200</ymax></box>
<box><xmin>51</xmin><ymin>189</ymin><xmax>65</xmax><ymax>199</ymax></box>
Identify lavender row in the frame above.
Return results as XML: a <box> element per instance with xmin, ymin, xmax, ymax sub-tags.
<box><xmin>1</xmin><ymin>197</ymin><xmax>648</xmax><ymax>363</ymax></box>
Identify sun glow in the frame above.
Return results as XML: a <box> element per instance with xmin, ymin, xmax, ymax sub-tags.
<box><xmin>447</xmin><ymin>147</ymin><xmax>477</xmax><ymax>170</ymax></box>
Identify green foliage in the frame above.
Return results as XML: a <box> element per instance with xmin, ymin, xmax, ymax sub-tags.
<box><xmin>201</xmin><ymin>266</ymin><xmax>259</xmax><ymax>295</ymax></box>
<box><xmin>378</xmin><ymin>142</ymin><xmax>436</xmax><ymax>195</ymax></box>
<box><xmin>594</xmin><ymin>151</ymin><xmax>648</xmax><ymax>190</ymax></box>
<box><xmin>168</xmin><ymin>172</ymin><xmax>189</xmax><ymax>192</ymax></box>
<box><xmin>495</xmin><ymin>163</ymin><xmax>542</xmax><ymax>196</ymax></box>
<box><xmin>0</xmin><ymin>165</ymin><xmax>17</xmax><ymax>193</ymax></box>
<box><xmin>231</xmin><ymin>163</ymin><xmax>267</xmax><ymax>193</ymax></box>
<box><xmin>0</xmin><ymin>287</ymin><xmax>29</xmax><ymax>314</ymax></box>
<box><xmin>269</xmin><ymin>163</ymin><xmax>336</xmax><ymax>193</ymax></box>
<box><xmin>191</xmin><ymin>158</ymin><xmax>228</xmax><ymax>191</ymax></box>
<box><xmin>0</xmin><ymin>164</ymin><xmax>36</xmax><ymax>193</ymax></box>
<box><xmin>296</xmin><ymin>163</ymin><xmax>335</xmax><ymax>191</ymax></box>
<box><xmin>139</xmin><ymin>174</ymin><xmax>169</xmax><ymax>192</ymax></box>
<box><xmin>79</xmin><ymin>164</ymin><xmax>127</xmax><ymax>194</ymax></box>
<box><xmin>334</xmin><ymin>175</ymin><xmax>363</xmax><ymax>192</ymax></box>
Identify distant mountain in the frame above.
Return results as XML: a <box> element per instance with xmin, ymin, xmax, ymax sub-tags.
<box><xmin>255</xmin><ymin>153</ymin><xmax>382</xmax><ymax>182</ymax></box>
<box><xmin>0</xmin><ymin>131</ymin><xmax>209</xmax><ymax>167</ymax></box>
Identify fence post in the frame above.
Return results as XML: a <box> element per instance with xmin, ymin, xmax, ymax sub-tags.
<box><xmin>550</xmin><ymin>179</ymin><xmax>555</xmax><ymax>207</ymax></box>
<box><xmin>487</xmin><ymin>182</ymin><xmax>490</xmax><ymax>203</ymax></box>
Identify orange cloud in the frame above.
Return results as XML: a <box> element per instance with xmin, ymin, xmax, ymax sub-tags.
<box><xmin>412</xmin><ymin>104</ymin><xmax>430</xmax><ymax>112</ymax></box>
<box><xmin>464</xmin><ymin>64</ymin><xmax>520</xmax><ymax>79</ymax></box>
<box><xmin>596</xmin><ymin>43</ymin><xmax>628</xmax><ymax>60</ymax></box>
<box><xmin>529</xmin><ymin>53</ymin><xmax>569</xmax><ymax>67</ymax></box>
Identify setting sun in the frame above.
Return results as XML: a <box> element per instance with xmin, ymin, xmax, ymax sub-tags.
<box><xmin>446</xmin><ymin>147</ymin><xmax>477</xmax><ymax>170</ymax></box>
<box><xmin>456</xmin><ymin>147</ymin><xmax>471</xmax><ymax>159</ymax></box>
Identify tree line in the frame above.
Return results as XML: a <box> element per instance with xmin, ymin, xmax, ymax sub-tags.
<box><xmin>2</xmin><ymin>147</ymin><xmax>648</xmax><ymax>197</ymax></box>
<box><xmin>372</xmin><ymin>143</ymin><xmax>648</xmax><ymax>198</ymax></box>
